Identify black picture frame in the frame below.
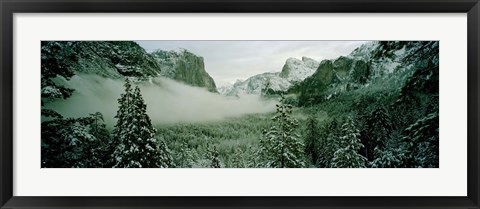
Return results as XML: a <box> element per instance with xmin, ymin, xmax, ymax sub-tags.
<box><xmin>1</xmin><ymin>0</ymin><xmax>479</xmax><ymax>208</ymax></box>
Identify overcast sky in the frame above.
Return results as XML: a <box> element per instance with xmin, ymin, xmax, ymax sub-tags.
<box><xmin>136</xmin><ymin>41</ymin><xmax>369</xmax><ymax>85</ymax></box>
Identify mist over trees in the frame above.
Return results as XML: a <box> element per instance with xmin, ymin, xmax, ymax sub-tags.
<box><xmin>41</xmin><ymin>41</ymin><xmax>439</xmax><ymax>168</ymax></box>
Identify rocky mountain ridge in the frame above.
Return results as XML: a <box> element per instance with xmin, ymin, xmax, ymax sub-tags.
<box><xmin>42</xmin><ymin>41</ymin><xmax>218</xmax><ymax>92</ymax></box>
<box><xmin>297</xmin><ymin>41</ymin><xmax>438</xmax><ymax>105</ymax></box>
<box><xmin>221</xmin><ymin>56</ymin><xmax>320</xmax><ymax>96</ymax></box>
<box><xmin>219</xmin><ymin>41</ymin><xmax>438</xmax><ymax>109</ymax></box>
<box><xmin>151</xmin><ymin>48</ymin><xmax>217</xmax><ymax>92</ymax></box>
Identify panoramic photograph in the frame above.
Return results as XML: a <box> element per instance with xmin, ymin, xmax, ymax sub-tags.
<box><xmin>41</xmin><ymin>40</ymin><xmax>439</xmax><ymax>168</ymax></box>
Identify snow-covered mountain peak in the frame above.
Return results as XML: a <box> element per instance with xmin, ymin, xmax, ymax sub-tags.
<box><xmin>280</xmin><ymin>56</ymin><xmax>319</xmax><ymax>82</ymax></box>
<box><xmin>216</xmin><ymin>82</ymin><xmax>234</xmax><ymax>95</ymax></box>
<box><xmin>172</xmin><ymin>47</ymin><xmax>188</xmax><ymax>54</ymax></box>
<box><xmin>348</xmin><ymin>41</ymin><xmax>379</xmax><ymax>60</ymax></box>
<box><xmin>286</xmin><ymin>57</ymin><xmax>302</xmax><ymax>64</ymax></box>
<box><xmin>221</xmin><ymin>57</ymin><xmax>320</xmax><ymax>97</ymax></box>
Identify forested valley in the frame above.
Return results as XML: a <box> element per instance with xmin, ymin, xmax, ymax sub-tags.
<box><xmin>41</xmin><ymin>41</ymin><xmax>439</xmax><ymax>168</ymax></box>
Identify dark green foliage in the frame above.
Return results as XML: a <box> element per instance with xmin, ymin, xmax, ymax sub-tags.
<box><xmin>41</xmin><ymin>41</ymin><xmax>76</xmax><ymax>104</ymax></box>
<box><xmin>41</xmin><ymin>118</ymin><xmax>90</xmax><ymax>167</ymax></box>
<box><xmin>231</xmin><ymin>146</ymin><xmax>245</xmax><ymax>168</ymax></box>
<box><xmin>370</xmin><ymin>146</ymin><xmax>407</xmax><ymax>168</ymax></box>
<box><xmin>84</xmin><ymin>112</ymin><xmax>112</xmax><ymax>167</ymax></box>
<box><xmin>245</xmin><ymin>145</ymin><xmax>261</xmax><ymax>168</ymax></box>
<box><xmin>207</xmin><ymin>145</ymin><xmax>221</xmax><ymax>168</ymax></box>
<box><xmin>314</xmin><ymin>119</ymin><xmax>341</xmax><ymax>168</ymax></box>
<box><xmin>111</xmin><ymin>79</ymin><xmax>134</xmax><ymax>165</ymax></box>
<box><xmin>359</xmin><ymin>106</ymin><xmax>393</xmax><ymax>161</ymax></box>
<box><xmin>331</xmin><ymin>117</ymin><xmax>367</xmax><ymax>168</ymax></box>
<box><xmin>260</xmin><ymin>96</ymin><xmax>305</xmax><ymax>168</ymax></box>
<box><xmin>402</xmin><ymin>111</ymin><xmax>439</xmax><ymax>168</ymax></box>
<box><xmin>351</xmin><ymin>60</ymin><xmax>370</xmax><ymax>84</ymax></box>
<box><xmin>157</xmin><ymin>139</ymin><xmax>175</xmax><ymax>168</ymax></box>
<box><xmin>41</xmin><ymin>41</ymin><xmax>440</xmax><ymax>168</ymax></box>
<box><xmin>298</xmin><ymin>60</ymin><xmax>335</xmax><ymax>106</ymax></box>
<box><xmin>157</xmin><ymin>113</ymin><xmax>269</xmax><ymax>168</ymax></box>
<box><xmin>304</xmin><ymin>116</ymin><xmax>320</xmax><ymax>165</ymax></box>
<box><xmin>112</xmin><ymin>79</ymin><xmax>174</xmax><ymax>168</ymax></box>
<box><xmin>41</xmin><ymin>41</ymin><xmax>110</xmax><ymax>168</ymax></box>
<box><xmin>176</xmin><ymin>141</ymin><xmax>196</xmax><ymax>168</ymax></box>
<box><xmin>41</xmin><ymin>115</ymin><xmax>109</xmax><ymax>168</ymax></box>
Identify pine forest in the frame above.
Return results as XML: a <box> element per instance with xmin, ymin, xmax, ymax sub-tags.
<box><xmin>41</xmin><ymin>41</ymin><xmax>439</xmax><ymax>168</ymax></box>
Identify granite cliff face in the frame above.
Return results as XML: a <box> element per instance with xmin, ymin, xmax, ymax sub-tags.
<box><xmin>297</xmin><ymin>41</ymin><xmax>439</xmax><ymax>105</ymax></box>
<box><xmin>151</xmin><ymin>48</ymin><xmax>217</xmax><ymax>93</ymax></box>
<box><xmin>217</xmin><ymin>41</ymin><xmax>438</xmax><ymax>110</ymax></box>
<box><xmin>42</xmin><ymin>41</ymin><xmax>217</xmax><ymax>92</ymax></box>
<box><xmin>221</xmin><ymin>56</ymin><xmax>319</xmax><ymax>96</ymax></box>
<box><xmin>279</xmin><ymin>57</ymin><xmax>319</xmax><ymax>82</ymax></box>
<box><xmin>43</xmin><ymin>41</ymin><xmax>161</xmax><ymax>78</ymax></box>
<box><xmin>225</xmin><ymin>72</ymin><xmax>291</xmax><ymax>96</ymax></box>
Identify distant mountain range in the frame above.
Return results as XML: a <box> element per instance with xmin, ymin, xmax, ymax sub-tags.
<box><xmin>218</xmin><ymin>41</ymin><xmax>438</xmax><ymax>105</ymax></box>
<box><xmin>220</xmin><ymin>57</ymin><xmax>319</xmax><ymax>97</ymax></box>
<box><xmin>44</xmin><ymin>41</ymin><xmax>438</xmax><ymax>105</ymax></box>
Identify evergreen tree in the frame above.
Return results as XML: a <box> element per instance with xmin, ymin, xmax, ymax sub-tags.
<box><xmin>111</xmin><ymin>79</ymin><xmax>135</xmax><ymax>166</ymax></box>
<box><xmin>360</xmin><ymin>106</ymin><xmax>393</xmax><ymax>161</ymax></box>
<box><xmin>157</xmin><ymin>138</ymin><xmax>175</xmax><ymax>168</ymax></box>
<box><xmin>304</xmin><ymin>115</ymin><xmax>320</xmax><ymax>165</ymax></box>
<box><xmin>402</xmin><ymin>111</ymin><xmax>439</xmax><ymax>168</ymax></box>
<box><xmin>112</xmin><ymin>80</ymin><xmax>174</xmax><ymax>168</ymax></box>
<box><xmin>41</xmin><ymin>41</ymin><xmax>76</xmax><ymax>108</ymax></box>
<box><xmin>331</xmin><ymin>117</ymin><xmax>367</xmax><ymax>168</ymax></box>
<box><xmin>370</xmin><ymin>146</ymin><xmax>406</xmax><ymax>168</ymax></box>
<box><xmin>260</xmin><ymin>96</ymin><xmax>305</xmax><ymax>168</ymax></box>
<box><xmin>231</xmin><ymin>146</ymin><xmax>245</xmax><ymax>168</ymax></box>
<box><xmin>317</xmin><ymin>119</ymin><xmax>339</xmax><ymax>168</ymax></box>
<box><xmin>85</xmin><ymin>112</ymin><xmax>111</xmax><ymax>167</ymax></box>
<box><xmin>207</xmin><ymin>145</ymin><xmax>221</xmax><ymax>168</ymax></box>
<box><xmin>178</xmin><ymin>141</ymin><xmax>195</xmax><ymax>168</ymax></box>
<box><xmin>40</xmin><ymin>41</ymin><xmax>88</xmax><ymax>168</ymax></box>
<box><xmin>245</xmin><ymin>145</ymin><xmax>261</xmax><ymax>168</ymax></box>
<box><xmin>41</xmin><ymin>117</ymin><xmax>96</xmax><ymax>167</ymax></box>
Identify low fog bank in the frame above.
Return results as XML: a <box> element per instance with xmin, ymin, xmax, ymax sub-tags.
<box><xmin>45</xmin><ymin>74</ymin><xmax>277</xmax><ymax>127</ymax></box>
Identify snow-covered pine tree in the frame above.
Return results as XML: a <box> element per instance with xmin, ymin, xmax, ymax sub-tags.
<box><xmin>370</xmin><ymin>146</ymin><xmax>406</xmax><ymax>168</ymax></box>
<box><xmin>129</xmin><ymin>85</ymin><xmax>163</xmax><ymax>167</ymax></box>
<box><xmin>207</xmin><ymin>145</ymin><xmax>221</xmax><ymax>168</ymax></box>
<box><xmin>112</xmin><ymin>81</ymin><xmax>174</xmax><ymax>168</ymax></box>
<box><xmin>304</xmin><ymin>115</ymin><xmax>320</xmax><ymax>166</ymax></box>
<box><xmin>245</xmin><ymin>144</ymin><xmax>261</xmax><ymax>168</ymax></box>
<box><xmin>86</xmin><ymin>112</ymin><xmax>111</xmax><ymax>167</ymax></box>
<box><xmin>41</xmin><ymin>117</ymin><xmax>96</xmax><ymax>167</ymax></box>
<box><xmin>40</xmin><ymin>42</ymin><xmax>107</xmax><ymax>168</ymax></box>
<box><xmin>260</xmin><ymin>96</ymin><xmax>305</xmax><ymax>168</ymax></box>
<box><xmin>178</xmin><ymin>141</ymin><xmax>195</xmax><ymax>168</ymax></box>
<box><xmin>41</xmin><ymin>41</ymin><xmax>76</xmax><ymax>108</ymax></box>
<box><xmin>331</xmin><ymin>117</ymin><xmax>367</xmax><ymax>168</ymax></box>
<box><xmin>317</xmin><ymin>119</ymin><xmax>339</xmax><ymax>168</ymax></box>
<box><xmin>157</xmin><ymin>138</ymin><xmax>175</xmax><ymax>168</ymax></box>
<box><xmin>402</xmin><ymin>111</ymin><xmax>439</xmax><ymax>168</ymax></box>
<box><xmin>231</xmin><ymin>146</ymin><xmax>245</xmax><ymax>168</ymax></box>
<box><xmin>361</xmin><ymin>106</ymin><xmax>393</xmax><ymax>161</ymax></box>
<box><xmin>112</xmin><ymin>78</ymin><xmax>135</xmax><ymax>167</ymax></box>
